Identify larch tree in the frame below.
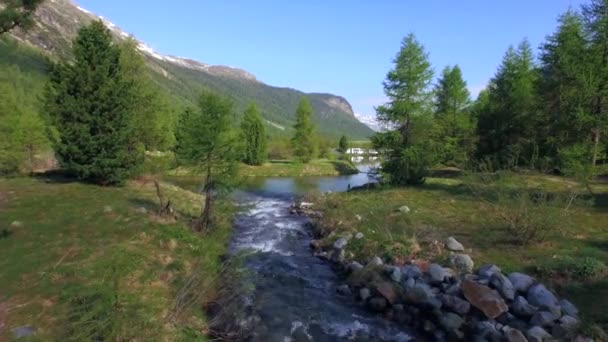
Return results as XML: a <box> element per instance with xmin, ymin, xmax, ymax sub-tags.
<box><xmin>372</xmin><ymin>33</ymin><xmax>437</xmax><ymax>185</ymax></box>
<box><xmin>240</xmin><ymin>102</ymin><xmax>267</xmax><ymax>165</ymax></box>
<box><xmin>291</xmin><ymin>97</ymin><xmax>316</xmax><ymax>163</ymax></box>
<box><xmin>175</xmin><ymin>91</ymin><xmax>241</xmax><ymax>233</ymax></box>
<box><xmin>45</xmin><ymin>20</ymin><xmax>143</xmax><ymax>185</ymax></box>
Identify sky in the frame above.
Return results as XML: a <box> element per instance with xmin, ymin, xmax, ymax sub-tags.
<box><xmin>76</xmin><ymin>0</ymin><xmax>587</xmax><ymax>119</ymax></box>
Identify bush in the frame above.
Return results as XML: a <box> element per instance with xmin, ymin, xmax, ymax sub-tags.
<box><xmin>537</xmin><ymin>256</ymin><xmax>607</xmax><ymax>281</ymax></box>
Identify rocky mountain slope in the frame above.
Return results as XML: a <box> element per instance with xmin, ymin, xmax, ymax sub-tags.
<box><xmin>8</xmin><ymin>0</ymin><xmax>373</xmax><ymax>139</ymax></box>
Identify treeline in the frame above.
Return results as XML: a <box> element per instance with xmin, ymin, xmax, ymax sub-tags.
<box><xmin>375</xmin><ymin>0</ymin><xmax>608</xmax><ymax>185</ymax></box>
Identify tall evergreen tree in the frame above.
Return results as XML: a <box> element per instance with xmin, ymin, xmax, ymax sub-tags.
<box><xmin>583</xmin><ymin>0</ymin><xmax>608</xmax><ymax>168</ymax></box>
<box><xmin>45</xmin><ymin>21</ymin><xmax>143</xmax><ymax>185</ymax></box>
<box><xmin>476</xmin><ymin>40</ymin><xmax>540</xmax><ymax>168</ymax></box>
<box><xmin>0</xmin><ymin>0</ymin><xmax>44</xmax><ymax>34</ymax></box>
<box><xmin>539</xmin><ymin>10</ymin><xmax>593</xmax><ymax>168</ymax></box>
<box><xmin>338</xmin><ymin>135</ymin><xmax>349</xmax><ymax>153</ymax></box>
<box><xmin>433</xmin><ymin>65</ymin><xmax>475</xmax><ymax>166</ymax></box>
<box><xmin>291</xmin><ymin>97</ymin><xmax>316</xmax><ymax>163</ymax></box>
<box><xmin>240</xmin><ymin>102</ymin><xmax>267</xmax><ymax>165</ymax></box>
<box><xmin>373</xmin><ymin>33</ymin><xmax>437</xmax><ymax>185</ymax></box>
<box><xmin>175</xmin><ymin>91</ymin><xmax>240</xmax><ymax>233</ymax></box>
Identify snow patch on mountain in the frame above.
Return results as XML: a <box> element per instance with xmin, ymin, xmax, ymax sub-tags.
<box><xmin>355</xmin><ymin>113</ymin><xmax>381</xmax><ymax>132</ymax></box>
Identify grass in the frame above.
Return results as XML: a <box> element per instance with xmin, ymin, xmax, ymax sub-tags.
<box><xmin>0</xmin><ymin>175</ymin><xmax>234</xmax><ymax>341</ymax></box>
<box><xmin>311</xmin><ymin>171</ymin><xmax>608</xmax><ymax>336</ymax></box>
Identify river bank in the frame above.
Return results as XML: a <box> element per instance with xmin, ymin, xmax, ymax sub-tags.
<box><xmin>304</xmin><ymin>172</ymin><xmax>608</xmax><ymax>340</ymax></box>
<box><xmin>0</xmin><ymin>176</ymin><xmax>233</xmax><ymax>340</ymax></box>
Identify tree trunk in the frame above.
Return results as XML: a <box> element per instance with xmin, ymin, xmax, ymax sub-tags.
<box><xmin>592</xmin><ymin>128</ymin><xmax>601</xmax><ymax>168</ymax></box>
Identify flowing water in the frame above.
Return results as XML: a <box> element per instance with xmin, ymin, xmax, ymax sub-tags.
<box><xmin>228</xmin><ymin>164</ymin><xmax>414</xmax><ymax>341</ymax></box>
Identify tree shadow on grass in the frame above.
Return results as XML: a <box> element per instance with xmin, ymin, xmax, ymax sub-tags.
<box><xmin>32</xmin><ymin>169</ymin><xmax>81</xmax><ymax>184</ymax></box>
<box><xmin>268</xmin><ymin>160</ymin><xmax>293</xmax><ymax>165</ymax></box>
<box><xmin>127</xmin><ymin>198</ymin><xmax>197</xmax><ymax>221</ymax></box>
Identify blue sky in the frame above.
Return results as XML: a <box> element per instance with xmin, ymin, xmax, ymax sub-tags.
<box><xmin>77</xmin><ymin>0</ymin><xmax>586</xmax><ymax>118</ymax></box>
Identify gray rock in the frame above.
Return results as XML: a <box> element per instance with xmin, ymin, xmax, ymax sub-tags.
<box><xmin>451</xmin><ymin>253</ymin><xmax>474</xmax><ymax>274</ymax></box>
<box><xmin>402</xmin><ymin>277</ymin><xmax>416</xmax><ymax>290</ymax></box>
<box><xmin>479</xmin><ymin>264</ymin><xmax>501</xmax><ymax>279</ymax></box>
<box><xmin>368</xmin><ymin>256</ymin><xmax>383</xmax><ymax>267</ymax></box>
<box><xmin>439</xmin><ymin>312</ymin><xmax>465</xmax><ymax>331</ymax></box>
<box><xmin>331</xmin><ymin>249</ymin><xmax>345</xmax><ymax>263</ymax></box>
<box><xmin>292</xmin><ymin>325</ymin><xmax>312</xmax><ymax>342</ymax></box>
<box><xmin>445</xmin><ymin>282</ymin><xmax>462</xmax><ymax>296</ymax></box>
<box><xmin>540</xmin><ymin>304</ymin><xmax>561</xmax><ymax>320</ymax></box>
<box><xmin>359</xmin><ymin>287</ymin><xmax>371</xmax><ymax>301</ymax></box>
<box><xmin>368</xmin><ymin>297</ymin><xmax>388</xmax><ymax>312</ymax></box>
<box><xmin>355</xmin><ymin>232</ymin><xmax>364</xmax><ymax>239</ymax></box>
<box><xmin>559</xmin><ymin>299</ymin><xmax>579</xmax><ymax>317</ymax></box>
<box><xmin>559</xmin><ymin>315</ymin><xmax>579</xmax><ymax>330</ymax></box>
<box><xmin>398</xmin><ymin>205</ymin><xmax>411</xmax><ymax>213</ymax></box>
<box><xmin>427</xmin><ymin>263</ymin><xmax>450</xmax><ymax>283</ymax></box>
<box><xmin>103</xmin><ymin>205</ymin><xmax>113</xmax><ymax>213</ymax></box>
<box><xmin>348</xmin><ymin>261</ymin><xmax>364</xmax><ymax>272</ymax></box>
<box><xmin>526</xmin><ymin>326</ymin><xmax>551</xmax><ymax>342</ymax></box>
<box><xmin>504</xmin><ymin>327</ymin><xmax>528</xmax><ymax>342</ymax></box>
<box><xmin>530</xmin><ymin>311</ymin><xmax>556</xmax><ymax>328</ymax></box>
<box><xmin>333</xmin><ymin>237</ymin><xmax>349</xmax><ymax>250</ymax></box>
<box><xmin>12</xmin><ymin>326</ymin><xmax>36</xmax><ymax>338</ymax></box>
<box><xmin>389</xmin><ymin>267</ymin><xmax>402</xmax><ymax>283</ymax></box>
<box><xmin>403</xmin><ymin>282</ymin><xmax>437</xmax><ymax>307</ymax></box>
<box><xmin>508</xmin><ymin>272</ymin><xmax>535</xmax><ymax>293</ymax></box>
<box><xmin>512</xmin><ymin>296</ymin><xmax>538</xmax><ymax>317</ymax></box>
<box><xmin>135</xmin><ymin>207</ymin><xmax>147</xmax><ymax>214</ymax></box>
<box><xmin>491</xmin><ymin>273</ymin><xmax>516</xmax><ymax>301</ymax></box>
<box><xmin>551</xmin><ymin>315</ymin><xmax>579</xmax><ymax>339</ymax></box>
<box><xmin>402</xmin><ymin>265</ymin><xmax>422</xmax><ymax>279</ymax></box>
<box><xmin>337</xmin><ymin>284</ymin><xmax>351</xmax><ymax>296</ymax></box>
<box><xmin>527</xmin><ymin>284</ymin><xmax>558</xmax><ymax>308</ymax></box>
<box><xmin>441</xmin><ymin>294</ymin><xmax>471</xmax><ymax>315</ymax></box>
<box><xmin>446</xmin><ymin>236</ymin><xmax>465</xmax><ymax>251</ymax></box>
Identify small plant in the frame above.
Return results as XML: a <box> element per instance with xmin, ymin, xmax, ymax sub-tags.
<box><xmin>536</xmin><ymin>256</ymin><xmax>607</xmax><ymax>281</ymax></box>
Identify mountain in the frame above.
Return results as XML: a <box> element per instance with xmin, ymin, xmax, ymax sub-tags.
<box><xmin>354</xmin><ymin>113</ymin><xmax>382</xmax><ymax>132</ymax></box>
<box><xmin>7</xmin><ymin>0</ymin><xmax>374</xmax><ymax>139</ymax></box>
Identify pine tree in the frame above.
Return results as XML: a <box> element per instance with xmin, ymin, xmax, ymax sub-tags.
<box><xmin>433</xmin><ymin>65</ymin><xmax>475</xmax><ymax>166</ymax></box>
<box><xmin>240</xmin><ymin>102</ymin><xmax>267</xmax><ymax>165</ymax></box>
<box><xmin>175</xmin><ymin>91</ymin><xmax>241</xmax><ymax>233</ymax></box>
<box><xmin>539</xmin><ymin>10</ymin><xmax>594</xmax><ymax>169</ymax></box>
<box><xmin>0</xmin><ymin>0</ymin><xmax>44</xmax><ymax>34</ymax></box>
<box><xmin>583</xmin><ymin>0</ymin><xmax>608</xmax><ymax>168</ymax></box>
<box><xmin>338</xmin><ymin>135</ymin><xmax>349</xmax><ymax>153</ymax></box>
<box><xmin>476</xmin><ymin>40</ymin><xmax>540</xmax><ymax>168</ymax></box>
<box><xmin>45</xmin><ymin>21</ymin><xmax>143</xmax><ymax>185</ymax></box>
<box><xmin>291</xmin><ymin>97</ymin><xmax>316</xmax><ymax>163</ymax></box>
<box><xmin>373</xmin><ymin>33</ymin><xmax>437</xmax><ymax>185</ymax></box>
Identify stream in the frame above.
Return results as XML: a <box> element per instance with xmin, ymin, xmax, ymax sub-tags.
<box><xmin>228</xmin><ymin>164</ymin><xmax>414</xmax><ymax>341</ymax></box>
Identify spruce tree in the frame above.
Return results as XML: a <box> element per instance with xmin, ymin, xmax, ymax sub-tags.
<box><xmin>175</xmin><ymin>91</ymin><xmax>241</xmax><ymax>233</ymax></box>
<box><xmin>433</xmin><ymin>65</ymin><xmax>475</xmax><ymax>166</ymax></box>
<box><xmin>373</xmin><ymin>33</ymin><xmax>437</xmax><ymax>185</ymax></box>
<box><xmin>291</xmin><ymin>97</ymin><xmax>316</xmax><ymax>163</ymax></box>
<box><xmin>240</xmin><ymin>102</ymin><xmax>267</xmax><ymax>165</ymax></box>
<box><xmin>338</xmin><ymin>135</ymin><xmax>349</xmax><ymax>153</ymax></box>
<box><xmin>45</xmin><ymin>21</ymin><xmax>143</xmax><ymax>185</ymax></box>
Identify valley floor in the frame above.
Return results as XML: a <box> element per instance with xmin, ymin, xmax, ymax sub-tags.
<box><xmin>310</xmin><ymin>172</ymin><xmax>608</xmax><ymax>338</ymax></box>
<box><xmin>0</xmin><ymin>176</ymin><xmax>233</xmax><ymax>341</ymax></box>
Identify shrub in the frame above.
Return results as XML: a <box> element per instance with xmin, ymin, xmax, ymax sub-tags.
<box><xmin>537</xmin><ymin>256</ymin><xmax>607</xmax><ymax>281</ymax></box>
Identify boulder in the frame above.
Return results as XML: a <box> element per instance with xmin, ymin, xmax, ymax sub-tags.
<box><xmin>403</xmin><ymin>282</ymin><xmax>441</xmax><ymax>309</ymax></box>
<box><xmin>504</xmin><ymin>327</ymin><xmax>528</xmax><ymax>342</ymax></box>
<box><xmin>375</xmin><ymin>282</ymin><xmax>397</xmax><ymax>304</ymax></box>
<box><xmin>439</xmin><ymin>312</ymin><xmax>465</xmax><ymax>331</ymax></box>
<box><xmin>478</xmin><ymin>264</ymin><xmax>501</xmax><ymax>279</ymax></box>
<box><xmin>441</xmin><ymin>294</ymin><xmax>471</xmax><ymax>315</ymax></box>
<box><xmin>348</xmin><ymin>261</ymin><xmax>364</xmax><ymax>272</ymax></box>
<box><xmin>368</xmin><ymin>297</ymin><xmax>388</xmax><ymax>312</ymax></box>
<box><xmin>490</xmin><ymin>273</ymin><xmax>516</xmax><ymax>301</ymax></box>
<box><xmin>529</xmin><ymin>311</ymin><xmax>556</xmax><ymax>328</ymax></box>
<box><xmin>398</xmin><ymin>205</ymin><xmax>411</xmax><ymax>214</ymax></box>
<box><xmin>559</xmin><ymin>299</ymin><xmax>579</xmax><ymax>317</ymax></box>
<box><xmin>446</xmin><ymin>237</ymin><xmax>465</xmax><ymax>252</ymax></box>
<box><xmin>450</xmin><ymin>253</ymin><xmax>474</xmax><ymax>274</ymax></box>
<box><xmin>552</xmin><ymin>315</ymin><xmax>579</xmax><ymax>339</ymax></box>
<box><xmin>337</xmin><ymin>284</ymin><xmax>351</xmax><ymax>296</ymax></box>
<box><xmin>511</xmin><ymin>296</ymin><xmax>538</xmax><ymax>318</ymax></box>
<box><xmin>427</xmin><ymin>263</ymin><xmax>450</xmax><ymax>283</ymax></box>
<box><xmin>355</xmin><ymin>232</ymin><xmax>364</xmax><ymax>239</ymax></box>
<box><xmin>359</xmin><ymin>287</ymin><xmax>371</xmax><ymax>301</ymax></box>
<box><xmin>526</xmin><ymin>284</ymin><xmax>558</xmax><ymax>308</ymax></box>
<box><xmin>331</xmin><ymin>249</ymin><xmax>345</xmax><ymax>263</ymax></box>
<box><xmin>12</xmin><ymin>326</ymin><xmax>36</xmax><ymax>339</ymax></box>
<box><xmin>462</xmin><ymin>280</ymin><xmax>509</xmax><ymax>319</ymax></box>
<box><xmin>333</xmin><ymin>237</ymin><xmax>349</xmax><ymax>250</ymax></box>
<box><xmin>389</xmin><ymin>267</ymin><xmax>402</xmax><ymax>283</ymax></box>
<box><xmin>508</xmin><ymin>272</ymin><xmax>535</xmax><ymax>293</ymax></box>
<box><xmin>526</xmin><ymin>326</ymin><xmax>551</xmax><ymax>342</ymax></box>
<box><xmin>368</xmin><ymin>256</ymin><xmax>383</xmax><ymax>267</ymax></box>
<box><xmin>402</xmin><ymin>265</ymin><xmax>422</xmax><ymax>279</ymax></box>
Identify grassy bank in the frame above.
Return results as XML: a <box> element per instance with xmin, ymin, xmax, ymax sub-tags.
<box><xmin>311</xmin><ymin>172</ymin><xmax>608</xmax><ymax>337</ymax></box>
<box><xmin>0</xmin><ymin>176</ymin><xmax>233</xmax><ymax>340</ymax></box>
